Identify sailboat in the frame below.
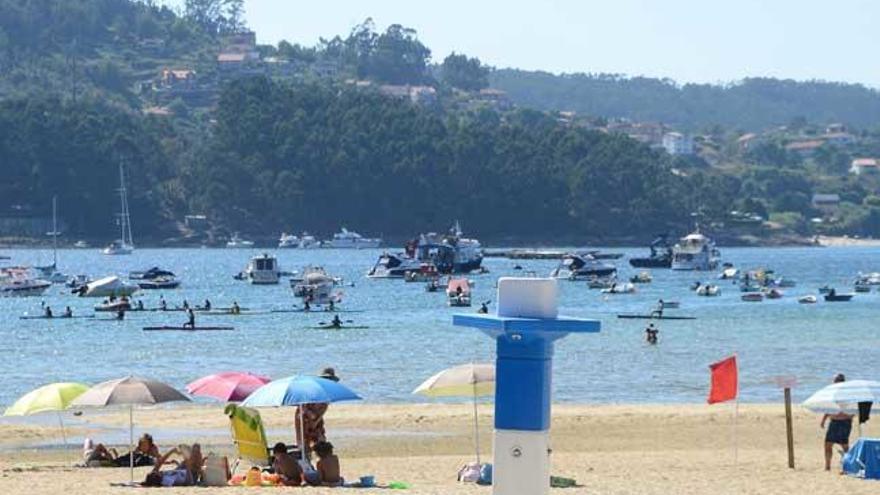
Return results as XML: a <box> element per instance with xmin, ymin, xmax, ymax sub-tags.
<box><xmin>103</xmin><ymin>164</ymin><xmax>135</xmax><ymax>255</ymax></box>
<box><xmin>36</xmin><ymin>196</ymin><xmax>68</xmax><ymax>283</ymax></box>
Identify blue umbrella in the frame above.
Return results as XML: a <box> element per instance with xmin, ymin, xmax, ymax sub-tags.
<box><xmin>242</xmin><ymin>375</ymin><xmax>361</xmax><ymax>462</ymax></box>
<box><xmin>242</xmin><ymin>375</ymin><xmax>361</xmax><ymax>407</ymax></box>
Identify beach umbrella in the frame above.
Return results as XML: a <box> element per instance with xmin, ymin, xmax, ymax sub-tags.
<box><xmin>413</xmin><ymin>363</ymin><xmax>495</xmax><ymax>464</ymax></box>
<box><xmin>186</xmin><ymin>371</ymin><xmax>271</xmax><ymax>402</ymax></box>
<box><xmin>242</xmin><ymin>375</ymin><xmax>362</xmax><ymax>461</ymax></box>
<box><xmin>4</xmin><ymin>382</ymin><xmax>90</xmax><ymax>450</ymax></box>
<box><xmin>72</xmin><ymin>376</ymin><xmax>190</xmax><ymax>484</ymax></box>
<box><xmin>803</xmin><ymin>380</ymin><xmax>880</xmax><ymax>414</ymax></box>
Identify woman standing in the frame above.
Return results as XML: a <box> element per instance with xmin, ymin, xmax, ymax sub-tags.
<box><xmin>295</xmin><ymin>368</ymin><xmax>339</xmax><ymax>455</ymax></box>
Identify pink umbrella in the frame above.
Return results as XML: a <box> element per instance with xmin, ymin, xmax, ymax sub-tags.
<box><xmin>186</xmin><ymin>372</ymin><xmax>271</xmax><ymax>402</ymax></box>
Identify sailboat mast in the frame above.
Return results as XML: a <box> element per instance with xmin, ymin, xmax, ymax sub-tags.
<box><xmin>52</xmin><ymin>195</ymin><xmax>57</xmax><ymax>267</ymax></box>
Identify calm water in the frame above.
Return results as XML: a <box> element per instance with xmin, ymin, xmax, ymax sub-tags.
<box><xmin>1</xmin><ymin>246</ymin><xmax>878</xmax><ymax>407</ymax></box>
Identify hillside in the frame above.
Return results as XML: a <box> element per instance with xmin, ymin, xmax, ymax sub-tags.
<box><xmin>490</xmin><ymin>70</ymin><xmax>880</xmax><ymax>131</ymax></box>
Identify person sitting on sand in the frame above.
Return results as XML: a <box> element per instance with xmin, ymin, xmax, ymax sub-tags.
<box><xmin>821</xmin><ymin>373</ymin><xmax>854</xmax><ymax>471</ymax></box>
<box><xmin>142</xmin><ymin>444</ymin><xmax>204</xmax><ymax>487</ymax></box>
<box><xmin>272</xmin><ymin>442</ymin><xmax>303</xmax><ymax>486</ymax></box>
<box><xmin>314</xmin><ymin>441</ymin><xmax>343</xmax><ymax>487</ymax></box>
<box><xmin>183</xmin><ymin>308</ymin><xmax>195</xmax><ymax>329</ymax></box>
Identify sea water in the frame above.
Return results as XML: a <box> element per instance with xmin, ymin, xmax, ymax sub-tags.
<box><xmin>0</xmin><ymin>246</ymin><xmax>878</xmax><ymax>407</ymax></box>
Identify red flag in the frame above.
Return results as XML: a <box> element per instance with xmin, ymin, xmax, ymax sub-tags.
<box><xmin>708</xmin><ymin>355</ymin><xmax>738</xmax><ymax>404</ymax></box>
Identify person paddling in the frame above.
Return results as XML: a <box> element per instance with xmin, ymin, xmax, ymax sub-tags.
<box><xmin>329</xmin><ymin>315</ymin><xmax>343</xmax><ymax>329</ymax></box>
<box><xmin>183</xmin><ymin>308</ymin><xmax>195</xmax><ymax>329</ymax></box>
<box><xmin>44</xmin><ymin>305</ymin><xmax>53</xmax><ymax>318</ymax></box>
<box><xmin>203</xmin><ymin>299</ymin><xmax>211</xmax><ymax>311</ymax></box>
<box><xmin>63</xmin><ymin>306</ymin><xmax>73</xmax><ymax>318</ymax></box>
<box><xmin>231</xmin><ymin>301</ymin><xmax>241</xmax><ymax>315</ymax></box>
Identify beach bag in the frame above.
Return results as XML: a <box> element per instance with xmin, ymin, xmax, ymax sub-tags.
<box><xmin>457</xmin><ymin>462</ymin><xmax>481</xmax><ymax>483</ymax></box>
<box><xmin>299</xmin><ymin>459</ymin><xmax>321</xmax><ymax>486</ymax></box>
<box><xmin>202</xmin><ymin>455</ymin><xmax>231</xmax><ymax>486</ymax></box>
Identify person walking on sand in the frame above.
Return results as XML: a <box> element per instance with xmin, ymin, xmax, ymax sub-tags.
<box><xmin>821</xmin><ymin>373</ymin><xmax>854</xmax><ymax>471</ymax></box>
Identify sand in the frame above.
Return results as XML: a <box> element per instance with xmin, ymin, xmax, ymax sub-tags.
<box><xmin>0</xmin><ymin>403</ymin><xmax>877</xmax><ymax>494</ymax></box>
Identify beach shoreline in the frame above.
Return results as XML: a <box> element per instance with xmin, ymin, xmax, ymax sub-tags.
<box><xmin>1</xmin><ymin>402</ymin><xmax>876</xmax><ymax>494</ymax></box>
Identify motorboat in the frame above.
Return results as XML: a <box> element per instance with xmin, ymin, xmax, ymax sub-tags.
<box><xmin>718</xmin><ymin>267</ymin><xmax>739</xmax><ymax>280</ymax></box>
<box><xmin>824</xmin><ymin>290</ymin><xmax>854</xmax><ymax>302</ymax></box>
<box><xmin>408</xmin><ymin>222</ymin><xmax>483</xmax><ymax>274</ymax></box>
<box><xmin>103</xmin><ymin>164</ymin><xmax>135</xmax><ymax>255</ymax></box>
<box><xmin>129</xmin><ymin>267</ymin><xmax>176</xmax><ymax>280</ymax></box>
<box><xmin>764</xmin><ymin>288</ymin><xmax>784</xmax><ymax>299</ymax></box>
<box><xmin>66</xmin><ymin>275</ymin><xmax>91</xmax><ymax>290</ymax></box>
<box><xmin>601</xmin><ymin>282</ymin><xmax>636</xmax><ymax>294</ymax></box>
<box><xmin>298</xmin><ymin>233</ymin><xmax>321</xmax><ymax>249</ymax></box>
<box><xmin>798</xmin><ymin>295</ymin><xmax>818</xmax><ymax>304</ymax></box>
<box><xmin>741</xmin><ymin>293</ymin><xmax>764</xmax><ymax>302</ymax></box>
<box><xmin>588</xmin><ymin>277</ymin><xmax>616</xmax><ymax>289</ymax></box>
<box><xmin>854</xmin><ymin>283</ymin><xmax>871</xmax><ymax>293</ymax></box>
<box><xmin>629</xmin><ymin>235</ymin><xmax>673</xmax><ymax>268</ymax></box>
<box><xmin>325</xmin><ymin>228</ymin><xmax>381</xmax><ymax>249</ymax></box>
<box><xmin>292</xmin><ymin>267</ymin><xmax>340</xmax><ymax>295</ymax></box>
<box><xmin>585</xmin><ymin>250</ymin><xmax>624</xmax><ymax>260</ymax></box>
<box><xmin>855</xmin><ymin>272</ymin><xmax>880</xmax><ymax>285</ymax></box>
<box><xmin>367</xmin><ymin>252</ymin><xmax>421</xmax><ymax>279</ymax></box>
<box><xmin>446</xmin><ymin>278</ymin><xmax>472</xmax><ymax>307</ymax></box>
<box><xmin>278</xmin><ymin>233</ymin><xmax>300</xmax><ymax>248</ymax></box>
<box><xmin>818</xmin><ymin>285</ymin><xmax>833</xmax><ymax>295</ymax></box>
<box><xmin>696</xmin><ymin>284</ymin><xmax>721</xmax><ymax>296</ymax></box>
<box><xmin>671</xmin><ymin>228</ymin><xmax>720</xmax><ymax>271</ymax></box>
<box><xmin>138</xmin><ymin>276</ymin><xmax>180</xmax><ymax>290</ymax></box>
<box><xmin>289</xmin><ymin>265</ymin><xmax>340</xmax><ymax>285</ymax></box>
<box><xmin>0</xmin><ymin>268</ymin><xmax>51</xmax><ymax>297</ymax></box>
<box><xmin>73</xmin><ymin>240</ymin><xmax>89</xmax><ymax>249</ymax></box>
<box><xmin>75</xmin><ymin>276</ymin><xmax>139</xmax><ymax>298</ymax></box>
<box><xmin>244</xmin><ymin>253</ymin><xmax>280</xmax><ymax>285</ymax></box>
<box><xmin>404</xmin><ymin>263</ymin><xmax>439</xmax><ymax>282</ymax></box>
<box><xmin>550</xmin><ymin>254</ymin><xmax>616</xmax><ymax>280</ymax></box>
<box><xmin>226</xmin><ymin>233</ymin><xmax>254</xmax><ymax>249</ymax></box>
<box><xmin>294</xmin><ymin>272</ymin><xmax>342</xmax><ymax>308</ymax></box>
<box><xmin>630</xmin><ymin>271</ymin><xmax>652</xmax><ymax>284</ymax></box>
<box><xmin>94</xmin><ymin>298</ymin><xmax>132</xmax><ymax>312</ymax></box>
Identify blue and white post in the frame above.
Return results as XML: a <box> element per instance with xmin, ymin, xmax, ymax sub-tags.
<box><xmin>454</xmin><ymin>277</ymin><xmax>600</xmax><ymax>495</ymax></box>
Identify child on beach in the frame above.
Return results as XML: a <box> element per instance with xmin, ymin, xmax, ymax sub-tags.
<box><xmin>314</xmin><ymin>441</ymin><xmax>343</xmax><ymax>486</ymax></box>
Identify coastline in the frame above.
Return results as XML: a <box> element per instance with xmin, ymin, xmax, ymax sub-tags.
<box><xmin>1</xmin><ymin>402</ymin><xmax>877</xmax><ymax>494</ymax></box>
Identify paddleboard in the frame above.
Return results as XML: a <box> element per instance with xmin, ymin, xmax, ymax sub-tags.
<box><xmin>617</xmin><ymin>314</ymin><xmax>696</xmax><ymax>320</ymax></box>
<box><xmin>142</xmin><ymin>326</ymin><xmax>234</xmax><ymax>331</ymax></box>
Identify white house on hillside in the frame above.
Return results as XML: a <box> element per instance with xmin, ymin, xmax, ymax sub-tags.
<box><xmin>662</xmin><ymin>132</ymin><xmax>694</xmax><ymax>155</ymax></box>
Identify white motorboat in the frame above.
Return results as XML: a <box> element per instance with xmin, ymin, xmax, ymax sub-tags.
<box><xmin>73</xmin><ymin>240</ymin><xmax>89</xmax><ymax>249</ymax></box>
<box><xmin>696</xmin><ymin>284</ymin><xmax>721</xmax><ymax>296</ymax></box>
<box><xmin>244</xmin><ymin>253</ymin><xmax>280</xmax><ymax>285</ymax></box>
<box><xmin>298</xmin><ymin>233</ymin><xmax>320</xmax><ymax>249</ymax></box>
<box><xmin>103</xmin><ymin>164</ymin><xmax>135</xmax><ymax>255</ymax></box>
<box><xmin>0</xmin><ymin>268</ymin><xmax>51</xmax><ymax>297</ymax></box>
<box><xmin>671</xmin><ymin>227</ymin><xmax>720</xmax><ymax>271</ymax></box>
<box><xmin>409</xmin><ymin>221</ymin><xmax>483</xmax><ymax>274</ymax></box>
<box><xmin>278</xmin><ymin>233</ymin><xmax>300</xmax><ymax>248</ymax></box>
<box><xmin>798</xmin><ymin>295</ymin><xmax>818</xmax><ymax>304</ymax></box>
<box><xmin>601</xmin><ymin>282</ymin><xmax>636</xmax><ymax>294</ymax></box>
<box><xmin>226</xmin><ymin>233</ymin><xmax>254</xmax><ymax>249</ymax></box>
<box><xmin>366</xmin><ymin>252</ymin><xmax>421</xmax><ymax>278</ymax></box>
<box><xmin>550</xmin><ymin>254</ymin><xmax>617</xmax><ymax>280</ymax></box>
<box><xmin>294</xmin><ymin>272</ymin><xmax>342</xmax><ymax>308</ymax></box>
<box><xmin>325</xmin><ymin>228</ymin><xmax>381</xmax><ymax>249</ymax></box>
<box><xmin>75</xmin><ymin>276</ymin><xmax>139</xmax><ymax>298</ymax></box>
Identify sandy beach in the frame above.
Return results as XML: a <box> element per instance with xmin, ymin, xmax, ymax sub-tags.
<box><xmin>0</xmin><ymin>402</ymin><xmax>877</xmax><ymax>494</ymax></box>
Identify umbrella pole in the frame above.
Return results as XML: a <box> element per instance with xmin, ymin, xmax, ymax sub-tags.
<box><xmin>472</xmin><ymin>381</ymin><xmax>481</xmax><ymax>465</ymax></box>
<box><xmin>299</xmin><ymin>406</ymin><xmax>307</xmax><ymax>463</ymax></box>
<box><xmin>129</xmin><ymin>405</ymin><xmax>134</xmax><ymax>485</ymax></box>
<box><xmin>57</xmin><ymin>412</ymin><xmax>69</xmax><ymax>462</ymax></box>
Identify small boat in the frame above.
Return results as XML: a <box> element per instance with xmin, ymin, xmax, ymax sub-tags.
<box><xmin>824</xmin><ymin>291</ymin><xmax>854</xmax><ymax>302</ymax></box>
<box><xmin>768</xmin><ymin>277</ymin><xmax>796</xmax><ymax>288</ymax></box>
<box><xmin>855</xmin><ymin>272</ymin><xmax>880</xmax><ymax>285</ymax></box>
<box><xmin>129</xmin><ymin>267</ymin><xmax>176</xmax><ymax>280</ymax></box>
<box><xmin>138</xmin><ymin>276</ymin><xmax>180</xmax><ymax>290</ymax></box>
<box><xmin>278</xmin><ymin>232</ymin><xmax>300</xmax><ymax>248</ymax></box>
<box><xmin>671</xmin><ymin>227</ymin><xmax>720</xmax><ymax>271</ymax></box>
<box><xmin>551</xmin><ymin>254</ymin><xmax>616</xmax><ymax>280</ymax></box>
<box><xmin>404</xmin><ymin>263</ymin><xmax>440</xmax><ymax>282</ymax></box>
<box><xmin>293</xmin><ymin>271</ymin><xmax>343</xmax><ymax>308</ymax></box>
<box><xmin>298</xmin><ymin>232</ymin><xmax>321</xmax><ymax>249</ymax></box>
<box><xmin>718</xmin><ymin>267</ymin><xmax>739</xmax><ymax>280</ymax></box>
<box><xmin>630</xmin><ymin>271</ymin><xmax>652</xmax><ymax>284</ymax></box>
<box><xmin>243</xmin><ymin>253</ymin><xmax>280</xmax><ymax>285</ymax></box>
<box><xmin>94</xmin><ymin>299</ymin><xmax>132</xmax><ymax>312</ymax></box>
<box><xmin>585</xmin><ymin>250</ymin><xmax>624</xmax><ymax>260</ymax></box>
<box><xmin>764</xmin><ymin>288</ymin><xmax>784</xmax><ymax>299</ymax></box>
<box><xmin>798</xmin><ymin>295</ymin><xmax>818</xmax><ymax>304</ymax></box>
<box><xmin>740</xmin><ymin>283</ymin><xmax>762</xmax><ymax>293</ymax></box>
<box><xmin>588</xmin><ymin>277</ymin><xmax>616</xmax><ymax>289</ymax></box>
<box><xmin>75</xmin><ymin>276</ymin><xmax>139</xmax><ymax>298</ymax></box>
<box><xmin>741</xmin><ymin>293</ymin><xmax>764</xmax><ymax>302</ymax></box>
<box><xmin>366</xmin><ymin>253</ymin><xmax>421</xmax><ymax>279</ymax></box>
<box><xmin>0</xmin><ymin>268</ymin><xmax>51</xmax><ymax>297</ymax></box>
<box><xmin>601</xmin><ymin>282</ymin><xmax>636</xmax><ymax>294</ymax></box>
<box><xmin>325</xmin><ymin>228</ymin><xmax>382</xmax><ymax>249</ymax></box>
<box><xmin>696</xmin><ymin>284</ymin><xmax>720</xmax><ymax>296</ymax></box>
<box><xmin>446</xmin><ymin>278</ymin><xmax>472</xmax><ymax>307</ymax></box>
<box><xmin>854</xmin><ymin>283</ymin><xmax>871</xmax><ymax>293</ymax></box>
<box><xmin>102</xmin><ymin>164</ymin><xmax>135</xmax><ymax>256</ymax></box>
<box><xmin>226</xmin><ymin>233</ymin><xmax>254</xmax><ymax>249</ymax></box>
<box><xmin>65</xmin><ymin>274</ymin><xmax>91</xmax><ymax>289</ymax></box>
<box><xmin>629</xmin><ymin>235</ymin><xmax>673</xmax><ymax>268</ymax></box>
<box><xmin>143</xmin><ymin>326</ymin><xmax>234</xmax><ymax>331</ymax></box>
<box><xmin>73</xmin><ymin>240</ymin><xmax>89</xmax><ymax>249</ymax></box>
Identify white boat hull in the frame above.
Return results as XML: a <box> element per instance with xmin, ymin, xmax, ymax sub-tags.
<box><xmin>0</xmin><ymin>282</ymin><xmax>51</xmax><ymax>297</ymax></box>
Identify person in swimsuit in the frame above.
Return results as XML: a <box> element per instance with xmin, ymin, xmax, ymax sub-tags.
<box><xmin>329</xmin><ymin>315</ymin><xmax>343</xmax><ymax>328</ymax></box>
<box><xmin>651</xmin><ymin>299</ymin><xmax>664</xmax><ymax>318</ymax></box>
<box><xmin>296</xmin><ymin>368</ymin><xmax>339</xmax><ymax>456</ymax></box>
<box><xmin>272</xmin><ymin>442</ymin><xmax>303</xmax><ymax>486</ymax></box>
<box><xmin>203</xmin><ymin>299</ymin><xmax>211</xmax><ymax>311</ymax></box>
<box><xmin>314</xmin><ymin>441</ymin><xmax>343</xmax><ymax>486</ymax></box>
<box><xmin>645</xmin><ymin>324</ymin><xmax>659</xmax><ymax>344</ymax></box>
<box><xmin>159</xmin><ymin>296</ymin><xmax>167</xmax><ymax>311</ymax></box>
<box><xmin>141</xmin><ymin>443</ymin><xmax>204</xmax><ymax>487</ymax></box>
<box><xmin>116</xmin><ymin>309</ymin><xmax>125</xmax><ymax>321</ymax></box>
<box><xmin>821</xmin><ymin>373</ymin><xmax>854</xmax><ymax>471</ymax></box>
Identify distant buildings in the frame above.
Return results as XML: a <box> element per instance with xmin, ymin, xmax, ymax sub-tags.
<box><xmin>606</xmin><ymin>121</ymin><xmax>666</xmax><ymax>148</ymax></box>
<box><xmin>811</xmin><ymin>193</ymin><xmax>841</xmax><ymax>211</ymax></box>
<box><xmin>851</xmin><ymin>158</ymin><xmax>880</xmax><ymax>175</ymax></box>
<box><xmin>662</xmin><ymin>132</ymin><xmax>694</xmax><ymax>155</ymax></box>
<box><xmin>785</xmin><ymin>139</ymin><xmax>824</xmax><ymax>157</ymax></box>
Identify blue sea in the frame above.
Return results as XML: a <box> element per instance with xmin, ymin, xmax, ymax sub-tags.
<box><xmin>1</xmin><ymin>246</ymin><xmax>878</xmax><ymax>407</ymax></box>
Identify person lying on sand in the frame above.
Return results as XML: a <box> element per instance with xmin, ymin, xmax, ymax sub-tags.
<box><xmin>141</xmin><ymin>443</ymin><xmax>204</xmax><ymax>487</ymax></box>
<box><xmin>83</xmin><ymin>433</ymin><xmax>159</xmax><ymax>467</ymax></box>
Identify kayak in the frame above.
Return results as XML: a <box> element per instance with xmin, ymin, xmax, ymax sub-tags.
<box><xmin>271</xmin><ymin>308</ymin><xmax>364</xmax><ymax>314</ymax></box>
<box><xmin>616</xmin><ymin>314</ymin><xmax>696</xmax><ymax>320</ymax></box>
<box><xmin>310</xmin><ymin>325</ymin><xmax>370</xmax><ymax>330</ymax></box>
<box><xmin>200</xmin><ymin>310</ymin><xmax>267</xmax><ymax>316</ymax></box>
<box><xmin>143</xmin><ymin>326</ymin><xmax>234</xmax><ymax>331</ymax></box>
<box><xmin>19</xmin><ymin>315</ymin><xmax>95</xmax><ymax>320</ymax></box>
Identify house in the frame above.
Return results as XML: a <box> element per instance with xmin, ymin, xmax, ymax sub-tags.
<box><xmin>377</xmin><ymin>85</ymin><xmax>438</xmax><ymax>105</ymax></box>
<box><xmin>785</xmin><ymin>140</ymin><xmax>824</xmax><ymax>156</ymax></box>
<box><xmin>184</xmin><ymin>215</ymin><xmax>209</xmax><ymax>231</ymax></box>
<box><xmin>736</xmin><ymin>133</ymin><xmax>759</xmax><ymax>150</ymax></box>
<box><xmin>850</xmin><ymin>158</ymin><xmax>880</xmax><ymax>175</ymax></box>
<box><xmin>811</xmin><ymin>193</ymin><xmax>841</xmax><ymax>211</ymax></box>
<box><xmin>474</xmin><ymin>88</ymin><xmax>513</xmax><ymax>110</ymax></box>
<box><xmin>606</xmin><ymin>121</ymin><xmax>666</xmax><ymax>147</ymax></box>
<box><xmin>826</xmin><ymin>123</ymin><xmax>847</xmax><ymax>134</ymax></box>
<box><xmin>160</xmin><ymin>69</ymin><xmax>196</xmax><ymax>89</ymax></box>
<box><xmin>217</xmin><ymin>30</ymin><xmax>260</xmax><ymax>69</ymax></box>
<box><xmin>821</xmin><ymin>132</ymin><xmax>855</xmax><ymax>147</ymax></box>
<box><xmin>662</xmin><ymin>132</ymin><xmax>694</xmax><ymax>155</ymax></box>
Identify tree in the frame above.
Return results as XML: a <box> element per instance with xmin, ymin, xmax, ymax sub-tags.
<box><xmin>365</xmin><ymin>24</ymin><xmax>431</xmax><ymax>84</ymax></box>
<box><xmin>440</xmin><ymin>53</ymin><xmax>489</xmax><ymax>91</ymax></box>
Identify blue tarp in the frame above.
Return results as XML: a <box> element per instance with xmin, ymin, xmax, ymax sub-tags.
<box><xmin>842</xmin><ymin>438</ymin><xmax>880</xmax><ymax>479</ymax></box>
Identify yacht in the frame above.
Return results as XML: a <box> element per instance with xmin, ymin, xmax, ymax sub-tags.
<box><xmin>226</xmin><ymin>233</ymin><xmax>254</xmax><ymax>249</ymax></box>
<box><xmin>367</xmin><ymin>252</ymin><xmax>421</xmax><ymax>278</ymax></box>
<box><xmin>103</xmin><ymin>164</ymin><xmax>135</xmax><ymax>255</ymax></box>
<box><xmin>408</xmin><ymin>221</ymin><xmax>483</xmax><ymax>274</ymax></box>
<box><xmin>325</xmin><ymin>228</ymin><xmax>381</xmax><ymax>249</ymax></box>
<box><xmin>550</xmin><ymin>254</ymin><xmax>617</xmax><ymax>280</ymax></box>
<box><xmin>0</xmin><ymin>268</ymin><xmax>51</xmax><ymax>297</ymax></box>
<box><xmin>278</xmin><ymin>233</ymin><xmax>300</xmax><ymax>248</ymax></box>
<box><xmin>298</xmin><ymin>233</ymin><xmax>321</xmax><ymax>249</ymax></box>
<box><xmin>671</xmin><ymin>228</ymin><xmax>720</xmax><ymax>271</ymax></box>
<box><xmin>74</xmin><ymin>275</ymin><xmax>139</xmax><ymax>298</ymax></box>
<box><xmin>244</xmin><ymin>253</ymin><xmax>280</xmax><ymax>284</ymax></box>
<box><xmin>293</xmin><ymin>271</ymin><xmax>342</xmax><ymax>308</ymax></box>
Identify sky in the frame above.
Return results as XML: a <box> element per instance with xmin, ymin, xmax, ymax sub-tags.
<box><xmin>167</xmin><ymin>0</ymin><xmax>880</xmax><ymax>86</ymax></box>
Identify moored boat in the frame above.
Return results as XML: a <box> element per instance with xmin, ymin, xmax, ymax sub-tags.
<box><xmin>102</xmin><ymin>164</ymin><xmax>135</xmax><ymax>256</ymax></box>
<box><xmin>446</xmin><ymin>278</ymin><xmax>472</xmax><ymax>307</ymax></box>
<box><xmin>629</xmin><ymin>235</ymin><xmax>673</xmax><ymax>268</ymax></box>
<box><xmin>367</xmin><ymin>253</ymin><xmax>421</xmax><ymax>279</ymax></box>
<box><xmin>741</xmin><ymin>293</ymin><xmax>764</xmax><ymax>302</ymax></box>
<box><xmin>671</xmin><ymin>228</ymin><xmax>720</xmax><ymax>271</ymax></box>
<box><xmin>226</xmin><ymin>233</ymin><xmax>254</xmax><ymax>249</ymax></box>
<box><xmin>244</xmin><ymin>253</ymin><xmax>280</xmax><ymax>285</ymax></box>
<box><xmin>550</xmin><ymin>254</ymin><xmax>616</xmax><ymax>280</ymax></box>
<box><xmin>75</xmin><ymin>276</ymin><xmax>139</xmax><ymax>298</ymax></box>
<box><xmin>325</xmin><ymin>228</ymin><xmax>381</xmax><ymax>249</ymax></box>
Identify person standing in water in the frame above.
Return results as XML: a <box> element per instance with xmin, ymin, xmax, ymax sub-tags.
<box><xmin>821</xmin><ymin>373</ymin><xmax>853</xmax><ymax>471</ymax></box>
<box><xmin>645</xmin><ymin>324</ymin><xmax>658</xmax><ymax>344</ymax></box>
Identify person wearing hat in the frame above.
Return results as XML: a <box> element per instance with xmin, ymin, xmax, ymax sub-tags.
<box><xmin>295</xmin><ymin>368</ymin><xmax>340</xmax><ymax>456</ymax></box>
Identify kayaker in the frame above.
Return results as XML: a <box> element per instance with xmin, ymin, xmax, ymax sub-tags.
<box><xmin>203</xmin><ymin>299</ymin><xmax>211</xmax><ymax>311</ymax></box>
<box><xmin>231</xmin><ymin>301</ymin><xmax>241</xmax><ymax>315</ymax></box>
<box><xmin>329</xmin><ymin>315</ymin><xmax>343</xmax><ymax>328</ymax></box>
<box><xmin>44</xmin><ymin>305</ymin><xmax>53</xmax><ymax>318</ymax></box>
<box><xmin>63</xmin><ymin>306</ymin><xmax>73</xmax><ymax>318</ymax></box>
<box><xmin>183</xmin><ymin>308</ymin><xmax>195</xmax><ymax>329</ymax></box>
